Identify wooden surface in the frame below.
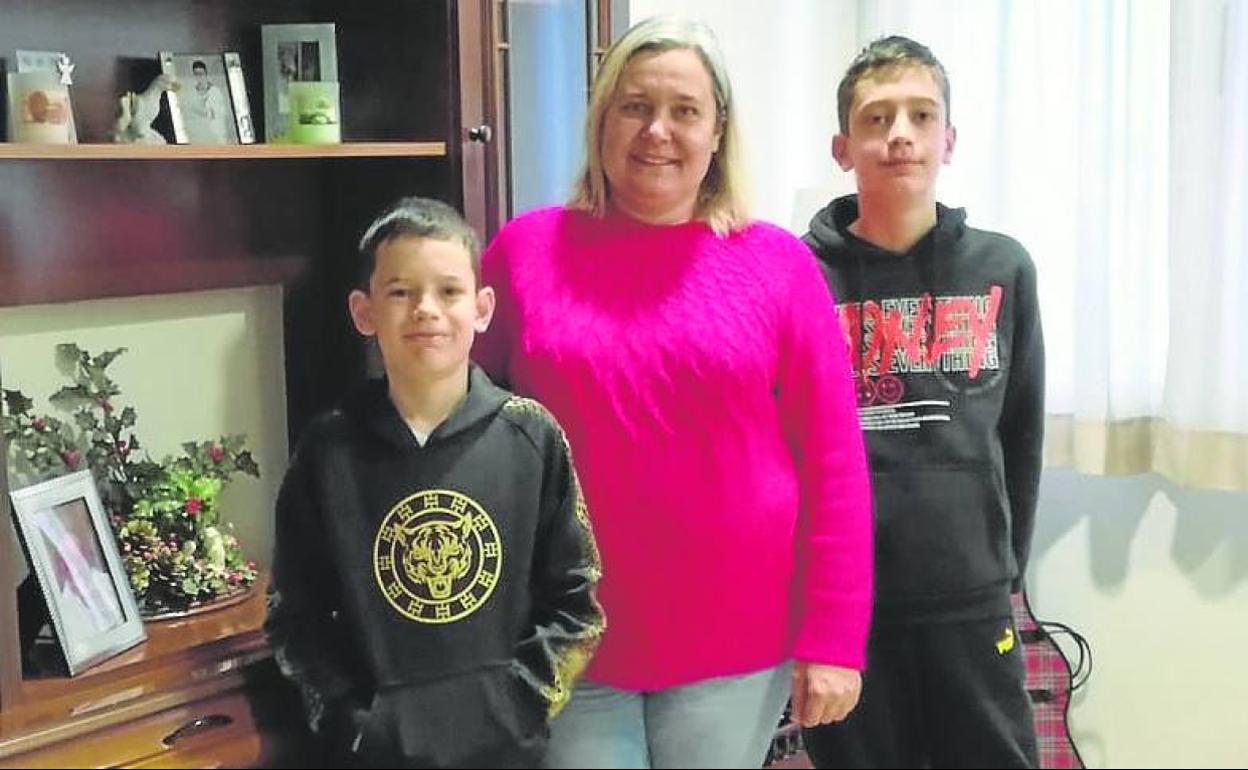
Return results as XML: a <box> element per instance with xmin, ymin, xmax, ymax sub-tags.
<box><xmin>0</xmin><ymin>142</ymin><xmax>446</xmax><ymax>160</ymax></box>
<box><xmin>0</xmin><ymin>576</ymin><xmax>285</xmax><ymax>768</ymax></box>
<box><xmin>0</xmin><ymin>574</ymin><xmax>267</xmax><ymax>734</ymax></box>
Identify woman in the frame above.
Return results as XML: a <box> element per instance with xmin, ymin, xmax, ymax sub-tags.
<box><xmin>475</xmin><ymin>16</ymin><xmax>872</xmax><ymax>768</ymax></box>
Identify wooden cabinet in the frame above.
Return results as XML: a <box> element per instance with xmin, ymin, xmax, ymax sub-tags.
<box><xmin>0</xmin><ymin>576</ymin><xmax>310</xmax><ymax>768</ymax></box>
<box><xmin>0</xmin><ymin>1</ymin><xmax>507</xmax><ymax>765</ymax></box>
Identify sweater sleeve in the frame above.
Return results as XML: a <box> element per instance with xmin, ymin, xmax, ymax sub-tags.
<box><xmin>264</xmin><ymin>446</ymin><xmax>366</xmax><ymax>745</ymax></box>
<box><xmin>508</xmin><ymin>401</ymin><xmax>605</xmax><ymax>720</ymax></box>
<box><xmin>999</xmin><ymin>253</ymin><xmax>1045</xmax><ymax>592</ymax></box>
<box><xmin>775</xmin><ymin>238</ymin><xmax>874</xmax><ymax>670</ymax></box>
<box><xmin>475</xmin><ymin>232</ymin><xmax>515</xmax><ymax>389</ymax></box>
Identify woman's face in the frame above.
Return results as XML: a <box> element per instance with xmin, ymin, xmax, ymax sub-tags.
<box><xmin>600</xmin><ymin>48</ymin><xmax>723</xmax><ymax>225</ymax></box>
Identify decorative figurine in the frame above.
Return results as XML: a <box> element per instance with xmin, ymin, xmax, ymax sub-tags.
<box><xmin>110</xmin><ymin>74</ymin><xmax>172</xmax><ymax>144</ymax></box>
<box><xmin>55</xmin><ymin>53</ymin><xmax>76</xmax><ymax>86</ymax></box>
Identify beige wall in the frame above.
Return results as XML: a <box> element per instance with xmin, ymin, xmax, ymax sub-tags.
<box><xmin>0</xmin><ymin>287</ymin><xmax>288</xmax><ymax>568</ymax></box>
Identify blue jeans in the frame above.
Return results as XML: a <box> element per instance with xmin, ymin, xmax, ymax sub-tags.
<box><xmin>542</xmin><ymin>661</ymin><xmax>793</xmax><ymax>769</ymax></box>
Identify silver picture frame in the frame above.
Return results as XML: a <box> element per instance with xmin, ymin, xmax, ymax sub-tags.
<box><xmin>261</xmin><ymin>23</ymin><xmax>339</xmax><ymax>142</ymax></box>
<box><xmin>9</xmin><ymin>470</ymin><xmax>145</xmax><ymax>675</ymax></box>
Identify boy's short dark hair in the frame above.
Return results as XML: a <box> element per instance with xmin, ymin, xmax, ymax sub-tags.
<box><xmin>355</xmin><ymin>196</ymin><xmax>481</xmax><ymax>290</ymax></box>
<box><xmin>837</xmin><ymin>35</ymin><xmax>950</xmax><ymax>134</ymax></box>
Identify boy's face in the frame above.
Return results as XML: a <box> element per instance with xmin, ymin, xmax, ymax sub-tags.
<box><xmin>348</xmin><ymin>235</ymin><xmax>494</xmax><ymax>385</ymax></box>
<box><xmin>833</xmin><ymin>65</ymin><xmax>956</xmax><ymax>203</ymax></box>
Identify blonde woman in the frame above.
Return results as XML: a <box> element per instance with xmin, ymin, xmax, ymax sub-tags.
<box><xmin>476</xmin><ymin>16</ymin><xmax>873</xmax><ymax>768</ymax></box>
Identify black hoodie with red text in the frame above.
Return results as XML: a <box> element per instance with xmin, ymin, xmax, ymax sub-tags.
<box><xmin>805</xmin><ymin>194</ymin><xmax>1044</xmax><ymax>624</ymax></box>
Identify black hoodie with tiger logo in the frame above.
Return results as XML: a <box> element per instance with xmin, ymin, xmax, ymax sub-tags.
<box><xmin>265</xmin><ymin>365</ymin><xmax>604</xmax><ymax>768</ymax></box>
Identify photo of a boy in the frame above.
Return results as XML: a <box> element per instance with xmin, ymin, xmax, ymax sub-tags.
<box><xmin>265</xmin><ymin>197</ymin><xmax>604</xmax><ymax>768</ymax></box>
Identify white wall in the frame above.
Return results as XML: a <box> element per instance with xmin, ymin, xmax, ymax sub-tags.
<box><xmin>629</xmin><ymin>0</ymin><xmax>860</xmax><ymax>231</ymax></box>
<box><xmin>626</xmin><ymin>2</ymin><xmax>1248</xmax><ymax>766</ymax></box>
<box><xmin>0</xmin><ymin>287</ymin><xmax>289</xmax><ymax>569</ymax></box>
<box><xmin>1033</xmin><ymin>471</ymin><xmax>1248</xmax><ymax>768</ymax></box>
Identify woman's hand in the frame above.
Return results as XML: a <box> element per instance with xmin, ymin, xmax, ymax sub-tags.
<box><xmin>790</xmin><ymin>661</ymin><xmax>862</xmax><ymax>727</ymax></box>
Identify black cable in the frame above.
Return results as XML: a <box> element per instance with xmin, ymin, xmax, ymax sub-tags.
<box><xmin>1039</xmin><ymin>620</ymin><xmax>1093</xmax><ymax>692</ymax></box>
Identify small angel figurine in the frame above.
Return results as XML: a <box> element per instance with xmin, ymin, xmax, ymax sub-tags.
<box><xmin>110</xmin><ymin>73</ymin><xmax>173</xmax><ymax>144</ymax></box>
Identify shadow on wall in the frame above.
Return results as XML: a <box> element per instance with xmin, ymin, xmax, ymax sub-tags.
<box><xmin>1033</xmin><ymin>468</ymin><xmax>1248</xmax><ymax>597</ymax></box>
<box><xmin>1168</xmin><ymin>482</ymin><xmax>1248</xmax><ymax>598</ymax></box>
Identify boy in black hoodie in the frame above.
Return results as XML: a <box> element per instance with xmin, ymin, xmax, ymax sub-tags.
<box><xmin>801</xmin><ymin>37</ymin><xmax>1043</xmax><ymax>768</ymax></box>
<box><xmin>265</xmin><ymin>197</ymin><xmax>604</xmax><ymax>769</ymax></box>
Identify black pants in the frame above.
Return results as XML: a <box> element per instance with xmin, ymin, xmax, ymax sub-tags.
<box><xmin>803</xmin><ymin>616</ymin><xmax>1038</xmax><ymax>769</ymax></box>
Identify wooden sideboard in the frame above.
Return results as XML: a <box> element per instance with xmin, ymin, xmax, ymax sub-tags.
<box><xmin>0</xmin><ymin>574</ymin><xmax>310</xmax><ymax>768</ymax></box>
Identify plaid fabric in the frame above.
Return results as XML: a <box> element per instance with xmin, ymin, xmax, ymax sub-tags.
<box><xmin>767</xmin><ymin>595</ymin><xmax>1085</xmax><ymax>769</ymax></box>
<box><xmin>1011</xmin><ymin>592</ymin><xmax>1084</xmax><ymax>769</ymax></box>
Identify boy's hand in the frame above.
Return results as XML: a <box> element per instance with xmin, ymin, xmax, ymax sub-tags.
<box><xmin>790</xmin><ymin>661</ymin><xmax>862</xmax><ymax>727</ymax></box>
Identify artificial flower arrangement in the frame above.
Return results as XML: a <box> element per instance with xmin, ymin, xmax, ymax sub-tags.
<box><xmin>1</xmin><ymin>344</ymin><xmax>260</xmax><ymax>616</ymax></box>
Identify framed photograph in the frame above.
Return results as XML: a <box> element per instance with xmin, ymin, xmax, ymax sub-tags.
<box><xmin>12</xmin><ymin>49</ymin><xmax>78</xmax><ymax>143</ymax></box>
<box><xmin>6</xmin><ymin>72</ymin><xmax>75</xmax><ymax>144</ymax></box>
<box><xmin>261</xmin><ymin>23</ymin><xmax>339</xmax><ymax>142</ymax></box>
<box><xmin>10</xmin><ymin>470</ymin><xmax>145</xmax><ymax>675</ymax></box>
<box><xmin>222</xmin><ymin>52</ymin><xmax>257</xmax><ymax>144</ymax></box>
<box><xmin>159</xmin><ymin>51</ymin><xmax>240</xmax><ymax>144</ymax></box>
<box><xmin>286</xmin><ymin>81</ymin><xmax>341</xmax><ymax>144</ymax></box>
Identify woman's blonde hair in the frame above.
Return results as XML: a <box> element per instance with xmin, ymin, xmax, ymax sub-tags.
<box><xmin>568</xmin><ymin>15</ymin><xmax>749</xmax><ymax>235</ymax></box>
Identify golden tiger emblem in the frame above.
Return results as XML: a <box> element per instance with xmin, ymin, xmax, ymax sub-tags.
<box><xmin>373</xmin><ymin>489</ymin><xmax>502</xmax><ymax>624</ymax></box>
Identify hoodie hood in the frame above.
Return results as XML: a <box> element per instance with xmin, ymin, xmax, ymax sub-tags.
<box><xmin>343</xmin><ymin>363</ymin><xmax>510</xmax><ymax>451</ymax></box>
<box><xmin>804</xmin><ymin>194</ymin><xmax>968</xmax><ymax>266</ymax></box>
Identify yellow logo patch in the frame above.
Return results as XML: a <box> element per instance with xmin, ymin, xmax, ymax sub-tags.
<box><xmin>995</xmin><ymin>626</ymin><xmax>1015</xmax><ymax>655</ymax></box>
<box><xmin>373</xmin><ymin>489</ymin><xmax>502</xmax><ymax>624</ymax></box>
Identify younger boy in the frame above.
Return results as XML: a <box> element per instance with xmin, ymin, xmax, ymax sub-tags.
<box><xmin>265</xmin><ymin>197</ymin><xmax>604</xmax><ymax>769</ymax></box>
<box><xmin>801</xmin><ymin>37</ymin><xmax>1044</xmax><ymax>768</ymax></box>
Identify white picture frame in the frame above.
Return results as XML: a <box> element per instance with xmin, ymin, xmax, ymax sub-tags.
<box><xmin>222</xmin><ymin>52</ymin><xmax>256</xmax><ymax>144</ymax></box>
<box><xmin>13</xmin><ymin>49</ymin><xmax>79</xmax><ymax>143</ymax></box>
<box><xmin>159</xmin><ymin>51</ymin><xmax>240</xmax><ymax>144</ymax></box>
<box><xmin>5</xmin><ymin>72</ymin><xmax>75</xmax><ymax>144</ymax></box>
<box><xmin>261</xmin><ymin>23</ymin><xmax>339</xmax><ymax>142</ymax></box>
<box><xmin>10</xmin><ymin>470</ymin><xmax>145</xmax><ymax>676</ymax></box>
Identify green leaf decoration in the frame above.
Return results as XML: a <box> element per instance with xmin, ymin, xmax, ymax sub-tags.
<box><xmin>1</xmin><ymin>342</ymin><xmax>261</xmax><ymax>616</ymax></box>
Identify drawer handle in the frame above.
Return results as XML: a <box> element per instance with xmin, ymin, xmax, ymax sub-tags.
<box><xmin>162</xmin><ymin>713</ymin><xmax>234</xmax><ymax>746</ymax></box>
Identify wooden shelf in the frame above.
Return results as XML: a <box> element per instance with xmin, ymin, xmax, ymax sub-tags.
<box><xmin>0</xmin><ymin>141</ymin><xmax>447</xmax><ymax>160</ymax></box>
<box><xmin>0</xmin><ymin>256</ymin><xmax>307</xmax><ymax>308</ymax></box>
<box><xmin>0</xmin><ymin>575</ymin><xmax>270</xmax><ymax>740</ymax></box>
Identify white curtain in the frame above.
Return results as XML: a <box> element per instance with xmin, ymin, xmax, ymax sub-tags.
<box><xmin>629</xmin><ymin>0</ymin><xmax>1248</xmax><ymax>489</ymax></box>
<box><xmin>867</xmin><ymin>0</ymin><xmax>1248</xmax><ymax>490</ymax></box>
<box><xmin>857</xmin><ymin>0</ymin><xmax>1178</xmax><ymax>477</ymax></box>
<box><xmin>1162</xmin><ymin>0</ymin><xmax>1248</xmax><ymax>487</ymax></box>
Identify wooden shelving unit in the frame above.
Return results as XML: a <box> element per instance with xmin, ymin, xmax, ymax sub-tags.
<box><xmin>0</xmin><ymin>141</ymin><xmax>447</xmax><ymax>160</ymax></box>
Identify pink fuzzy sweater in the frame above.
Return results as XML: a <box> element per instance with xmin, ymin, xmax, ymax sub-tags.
<box><xmin>476</xmin><ymin>207</ymin><xmax>872</xmax><ymax>689</ymax></box>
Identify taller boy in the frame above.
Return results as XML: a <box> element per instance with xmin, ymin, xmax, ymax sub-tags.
<box><xmin>801</xmin><ymin>36</ymin><xmax>1044</xmax><ymax>768</ymax></box>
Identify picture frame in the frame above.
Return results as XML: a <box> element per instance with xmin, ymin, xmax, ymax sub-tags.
<box><xmin>12</xmin><ymin>49</ymin><xmax>79</xmax><ymax>143</ymax></box>
<box><xmin>9</xmin><ymin>470</ymin><xmax>145</xmax><ymax>675</ymax></box>
<box><xmin>261</xmin><ymin>23</ymin><xmax>339</xmax><ymax>142</ymax></box>
<box><xmin>158</xmin><ymin>51</ymin><xmax>240</xmax><ymax>144</ymax></box>
<box><xmin>222</xmin><ymin>52</ymin><xmax>257</xmax><ymax>144</ymax></box>
<box><xmin>285</xmin><ymin>80</ymin><xmax>341</xmax><ymax>144</ymax></box>
<box><xmin>5</xmin><ymin>71</ymin><xmax>75</xmax><ymax>145</ymax></box>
